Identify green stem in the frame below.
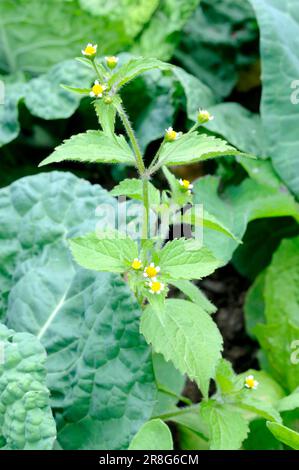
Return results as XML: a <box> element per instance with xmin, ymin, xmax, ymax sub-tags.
<box><xmin>116</xmin><ymin>103</ymin><xmax>149</xmax><ymax>243</ymax></box>
<box><xmin>148</xmin><ymin>137</ymin><xmax>165</xmax><ymax>174</ymax></box>
<box><xmin>142</xmin><ymin>177</ymin><xmax>150</xmax><ymax>240</ymax></box>
<box><xmin>157</xmin><ymin>384</ymin><xmax>193</xmax><ymax>406</ymax></box>
<box><xmin>116</xmin><ymin>103</ymin><xmax>145</xmax><ymax>175</ymax></box>
<box><xmin>152</xmin><ymin>404</ymin><xmax>200</xmax><ymax>421</ymax></box>
<box><xmin>91</xmin><ymin>59</ymin><xmax>103</xmax><ymax>81</ymax></box>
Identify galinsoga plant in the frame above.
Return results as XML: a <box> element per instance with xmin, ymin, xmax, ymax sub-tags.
<box><xmin>39</xmin><ymin>43</ymin><xmax>261</xmax><ymax>407</ymax></box>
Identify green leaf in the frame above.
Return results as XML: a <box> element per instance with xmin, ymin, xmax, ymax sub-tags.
<box><xmin>111</xmin><ymin>178</ymin><xmax>160</xmax><ymax>207</ymax></box>
<box><xmin>192</xmin><ymin>172</ymin><xmax>299</xmax><ymax>265</ymax></box>
<box><xmin>0</xmin><ymin>0</ymin><xmax>153</xmax><ymax>75</ymax></box>
<box><xmin>266</xmin><ymin>422</ymin><xmax>299</xmax><ymax>450</ymax></box>
<box><xmin>243</xmin><ymin>419</ymin><xmax>283</xmax><ymax>450</ymax></box>
<box><xmin>250</xmin><ymin>237</ymin><xmax>299</xmax><ymax>392</ymax></box>
<box><xmin>278</xmin><ymin>388</ymin><xmax>299</xmax><ymax>412</ymax></box>
<box><xmin>129</xmin><ymin>419</ymin><xmax>173</xmax><ymax>450</ymax></box>
<box><xmin>109</xmin><ymin>57</ymin><xmax>172</xmax><ymax>89</ymax></box>
<box><xmin>175</xmin><ymin>0</ymin><xmax>258</xmax><ymax>98</ymax></box>
<box><xmin>249</xmin><ymin>0</ymin><xmax>299</xmax><ymax>197</ymax></box>
<box><xmin>202</xmin><ymin>102</ymin><xmax>266</xmax><ymax>157</ymax></box>
<box><xmin>69</xmin><ymin>231</ymin><xmax>138</xmax><ymax>273</ymax></box>
<box><xmin>94</xmin><ymin>95</ymin><xmax>122</xmax><ymax>137</ymax></box>
<box><xmin>215</xmin><ymin>359</ymin><xmax>239</xmax><ymax>395</ymax></box>
<box><xmin>158</xmin><ymin>238</ymin><xmax>220</xmax><ymax>280</ymax></box>
<box><xmin>264</xmin><ymin>237</ymin><xmax>299</xmax><ymax>326</ymax></box>
<box><xmin>170</xmin><ymin>280</ymin><xmax>216</xmax><ymax>314</ymax></box>
<box><xmin>244</xmin><ymin>271</ymin><xmax>266</xmax><ymax>339</ymax></box>
<box><xmin>0</xmin><ymin>324</ymin><xmax>56</xmax><ymax>450</ymax></box>
<box><xmin>133</xmin><ymin>0</ymin><xmax>199</xmax><ymax>60</ymax></box>
<box><xmin>1</xmin><ymin>171</ymin><xmax>156</xmax><ymax>450</ymax></box>
<box><xmin>173</xmin><ymin>66</ymin><xmax>216</xmax><ymax>120</ymax></box>
<box><xmin>152</xmin><ymin>352</ymin><xmax>185</xmax><ymax>416</ymax></box>
<box><xmin>39</xmin><ymin>131</ymin><xmax>136</xmax><ymax>167</ymax></box>
<box><xmin>200</xmin><ymin>400</ymin><xmax>249</xmax><ymax>450</ymax></box>
<box><xmin>141</xmin><ymin>299</ymin><xmax>223</xmax><ymax>397</ymax></box>
<box><xmin>182</xmin><ymin>207</ymin><xmax>240</xmax><ymax>241</ymax></box>
<box><xmin>158</xmin><ymin>132</ymin><xmax>253</xmax><ymax>166</ymax></box>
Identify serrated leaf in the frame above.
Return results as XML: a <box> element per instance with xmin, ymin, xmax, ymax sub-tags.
<box><xmin>200</xmin><ymin>400</ymin><xmax>249</xmax><ymax>450</ymax></box>
<box><xmin>267</xmin><ymin>422</ymin><xmax>299</xmax><ymax>450</ymax></box>
<box><xmin>170</xmin><ymin>279</ymin><xmax>216</xmax><ymax>314</ymax></box>
<box><xmin>141</xmin><ymin>299</ymin><xmax>223</xmax><ymax>397</ymax></box>
<box><xmin>69</xmin><ymin>231</ymin><xmax>138</xmax><ymax>273</ymax></box>
<box><xmin>111</xmin><ymin>178</ymin><xmax>160</xmax><ymax>207</ymax></box>
<box><xmin>94</xmin><ymin>95</ymin><xmax>122</xmax><ymax>136</ymax></box>
<box><xmin>215</xmin><ymin>359</ymin><xmax>239</xmax><ymax>395</ymax></box>
<box><xmin>129</xmin><ymin>419</ymin><xmax>173</xmax><ymax>450</ymax></box>
<box><xmin>158</xmin><ymin>238</ymin><xmax>220</xmax><ymax>280</ymax></box>
<box><xmin>0</xmin><ymin>324</ymin><xmax>56</xmax><ymax>450</ymax></box>
<box><xmin>157</xmin><ymin>132</ymin><xmax>253</xmax><ymax>166</ymax></box>
<box><xmin>109</xmin><ymin>57</ymin><xmax>172</xmax><ymax>89</ymax></box>
<box><xmin>39</xmin><ymin>131</ymin><xmax>136</xmax><ymax>167</ymax></box>
<box><xmin>182</xmin><ymin>207</ymin><xmax>240</xmax><ymax>241</ymax></box>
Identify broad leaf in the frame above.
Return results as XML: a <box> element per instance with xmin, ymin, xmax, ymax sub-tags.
<box><xmin>157</xmin><ymin>132</ymin><xmax>252</xmax><ymax>166</ymax></box>
<box><xmin>109</xmin><ymin>57</ymin><xmax>172</xmax><ymax>89</ymax></box>
<box><xmin>200</xmin><ymin>400</ymin><xmax>249</xmax><ymax>450</ymax></box>
<box><xmin>278</xmin><ymin>388</ymin><xmax>299</xmax><ymax>413</ymax></box>
<box><xmin>141</xmin><ymin>299</ymin><xmax>223</xmax><ymax>397</ymax></box>
<box><xmin>39</xmin><ymin>131</ymin><xmax>136</xmax><ymax>167</ymax></box>
<box><xmin>249</xmin><ymin>0</ymin><xmax>299</xmax><ymax>197</ymax></box>
<box><xmin>129</xmin><ymin>419</ymin><xmax>173</xmax><ymax>450</ymax></box>
<box><xmin>0</xmin><ymin>171</ymin><xmax>156</xmax><ymax>450</ymax></box>
<box><xmin>192</xmin><ymin>170</ymin><xmax>299</xmax><ymax>265</ymax></box>
<box><xmin>182</xmin><ymin>207</ymin><xmax>240</xmax><ymax>241</ymax></box>
<box><xmin>170</xmin><ymin>280</ymin><xmax>216</xmax><ymax>314</ymax></box>
<box><xmin>133</xmin><ymin>0</ymin><xmax>200</xmax><ymax>60</ymax></box>
<box><xmin>69</xmin><ymin>231</ymin><xmax>138</xmax><ymax>273</ymax></box>
<box><xmin>111</xmin><ymin>178</ymin><xmax>160</xmax><ymax>207</ymax></box>
<box><xmin>158</xmin><ymin>238</ymin><xmax>220</xmax><ymax>280</ymax></box>
<box><xmin>267</xmin><ymin>422</ymin><xmax>299</xmax><ymax>450</ymax></box>
<box><xmin>0</xmin><ymin>324</ymin><xmax>56</xmax><ymax>450</ymax></box>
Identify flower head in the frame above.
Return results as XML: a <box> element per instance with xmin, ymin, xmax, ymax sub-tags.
<box><xmin>144</xmin><ymin>263</ymin><xmax>160</xmax><ymax>278</ymax></box>
<box><xmin>131</xmin><ymin>258</ymin><xmax>142</xmax><ymax>270</ymax></box>
<box><xmin>90</xmin><ymin>80</ymin><xmax>107</xmax><ymax>98</ymax></box>
<box><xmin>245</xmin><ymin>375</ymin><xmax>259</xmax><ymax>390</ymax></box>
<box><xmin>197</xmin><ymin>109</ymin><xmax>214</xmax><ymax>124</ymax></box>
<box><xmin>82</xmin><ymin>43</ymin><xmax>97</xmax><ymax>57</ymax></box>
<box><xmin>148</xmin><ymin>279</ymin><xmax>165</xmax><ymax>295</ymax></box>
<box><xmin>105</xmin><ymin>56</ymin><xmax>119</xmax><ymax>69</ymax></box>
<box><xmin>165</xmin><ymin>127</ymin><xmax>181</xmax><ymax>142</ymax></box>
<box><xmin>179</xmin><ymin>178</ymin><xmax>193</xmax><ymax>194</ymax></box>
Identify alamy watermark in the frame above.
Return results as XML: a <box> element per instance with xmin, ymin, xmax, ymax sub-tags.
<box><xmin>95</xmin><ymin>198</ymin><xmax>204</xmax><ymax>245</ymax></box>
<box><xmin>290</xmin><ymin>80</ymin><xmax>299</xmax><ymax>104</ymax></box>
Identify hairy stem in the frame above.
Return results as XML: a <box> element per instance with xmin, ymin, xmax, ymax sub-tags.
<box><xmin>116</xmin><ymin>103</ymin><xmax>149</xmax><ymax>242</ymax></box>
<box><xmin>116</xmin><ymin>103</ymin><xmax>145</xmax><ymax>175</ymax></box>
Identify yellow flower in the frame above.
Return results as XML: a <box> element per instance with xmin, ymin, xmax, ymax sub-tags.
<box><xmin>105</xmin><ymin>56</ymin><xmax>119</xmax><ymax>69</ymax></box>
<box><xmin>90</xmin><ymin>80</ymin><xmax>107</xmax><ymax>98</ymax></box>
<box><xmin>245</xmin><ymin>375</ymin><xmax>259</xmax><ymax>390</ymax></box>
<box><xmin>144</xmin><ymin>263</ymin><xmax>160</xmax><ymax>278</ymax></box>
<box><xmin>165</xmin><ymin>127</ymin><xmax>181</xmax><ymax>142</ymax></box>
<box><xmin>179</xmin><ymin>178</ymin><xmax>193</xmax><ymax>194</ymax></box>
<box><xmin>197</xmin><ymin>109</ymin><xmax>214</xmax><ymax>124</ymax></box>
<box><xmin>131</xmin><ymin>258</ymin><xmax>142</xmax><ymax>270</ymax></box>
<box><xmin>148</xmin><ymin>280</ymin><xmax>165</xmax><ymax>295</ymax></box>
<box><xmin>82</xmin><ymin>43</ymin><xmax>97</xmax><ymax>57</ymax></box>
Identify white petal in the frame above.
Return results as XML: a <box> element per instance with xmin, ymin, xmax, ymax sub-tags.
<box><xmin>94</xmin><ymin>80</ymin><xmax>99</xmax><ymax>85</ymax></box>
<box><xmin>150</xmin><ymin>262</ymin><xmax>154</xmax><ymax>267</ymax></box>
<box><xmin>246</xmin><ymin>375</ymin><xmax>254</xmax><ymax>380</ymax></box>
<box><xmin>82</xmin><ymin>50</ymin><xmax>86</xmax><ymax>55</ymax></box>
<box><xmin>89</xmin><ymin>92</ymin><xmax>95</xmax><ymax>97</ymax></box>
<box><xmin>189</xmin><ymin>184</ymin><xmax>193</xmax><ymax>189</ymax></box>
<box><xmin>156</xmin><ymin>266</ymin><xmax>160</xmax><ymax>272</ymax></box>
